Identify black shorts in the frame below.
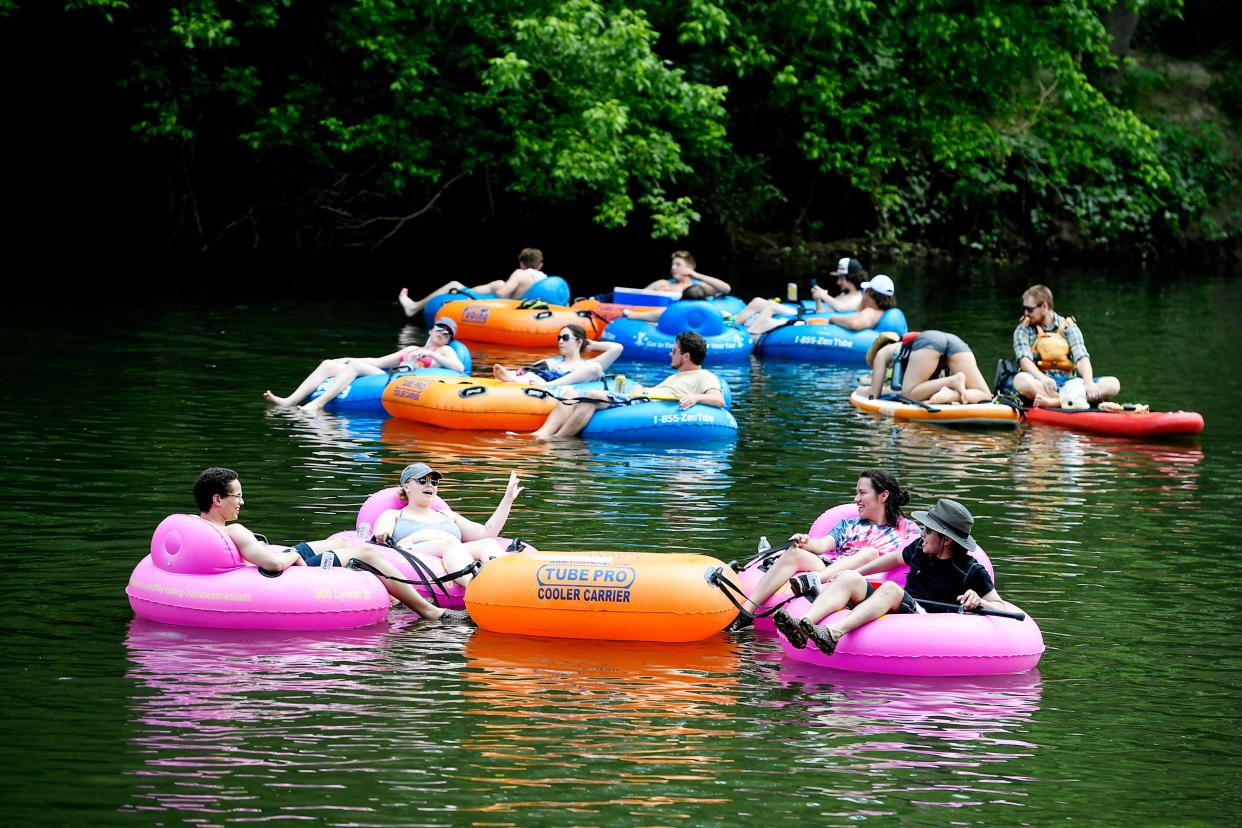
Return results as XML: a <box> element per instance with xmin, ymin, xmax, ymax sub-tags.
<box><xmin>855</xmin><ymin>581</ymin><xmax>920</xmax><ymax>614</ymax></box>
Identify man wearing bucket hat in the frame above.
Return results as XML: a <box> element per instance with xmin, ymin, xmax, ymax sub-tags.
<box><xmin>772</xmin><ymin>498</ymin><xmax>1004</xmax><ymax>656</ymax></box>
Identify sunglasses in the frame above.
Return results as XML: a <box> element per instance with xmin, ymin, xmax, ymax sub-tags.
<box><xmin>1022</xmin><ymin>305</ymin><xmax>1039</xmax><ymax>314</ymax></box>
<box><xmin>557</xmin><ymin>333</ymin><xmax>576</xmax><ymax>342</ymax></box>
<box><xmin>433</xmin><ymin>326</ymin><xmax>454</xmax><ymax>337</ymax></box>
<box><xmin>406</xmin><ymin>475</ymin><xmax>441</xmax><ymax>486</ymax></box>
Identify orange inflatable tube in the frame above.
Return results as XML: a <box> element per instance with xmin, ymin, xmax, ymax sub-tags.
<box><xmin>465</xmin><ymin>550</ymin><xmax>740</xmax><ymax>641</ymax></box>
<box><xmin>382</xmin><ymin>376</ymin><xmax>555</xmax><ymax>431</ymax></box>
<box><xmin>435</xmin><ymin>299</ymin><xmax>608</xmax><ymax>346</ymax></box>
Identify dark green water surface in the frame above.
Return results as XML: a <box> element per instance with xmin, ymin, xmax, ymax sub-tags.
<box><xmin>2</xmin><ymin>265</ymin><xmax>1239</xmax><ymax>825</ymax></box>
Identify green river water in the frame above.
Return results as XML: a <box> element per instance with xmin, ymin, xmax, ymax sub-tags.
<box><xmin>1</xmin><ymin>263</ymin><xmax>1238</xmax><ymax>826</ymax></box>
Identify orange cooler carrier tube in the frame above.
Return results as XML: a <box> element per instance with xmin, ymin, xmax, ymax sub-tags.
<box><xmin>465</xmin><ymin>551</ymin><xmax>740</xmax><ymax>642</ymax></box>
<box><xmin>382</xmin><ymin>376</ymin><xmax>555</xmax><ymax>431</ymax></box>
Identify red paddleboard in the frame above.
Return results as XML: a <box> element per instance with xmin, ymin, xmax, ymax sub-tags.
<box><xmin>1024</xmin><ymin>406</ymin><xmax>1204</xmax><ymax>437</ymax></box>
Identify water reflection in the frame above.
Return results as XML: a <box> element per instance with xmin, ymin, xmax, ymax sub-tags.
<box><xmin>755</xmin><ymin>648</ymin><xmax>1043</xmax><ymax>812</ymax></box>
<box><xmin>457</xmin><ymin>631</ymin><xmax>741</xmax><ymax>818</ymax></box>
<box><xmin>120</xmin><ymin>616</ymin><xmax>490</xmax><ymax>821</ymax></box>
<box><xmin>120</xmin><ymin>619</ymin><xmax>398</xmax><ymax>818</ymax></box>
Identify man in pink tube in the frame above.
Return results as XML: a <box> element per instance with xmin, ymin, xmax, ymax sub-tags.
<box><xmin>194</xmin><ymin>467</ymin><xmax>470</xmax><ymax>623</ymax></box>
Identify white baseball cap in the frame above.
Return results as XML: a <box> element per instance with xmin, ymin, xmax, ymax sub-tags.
<box><xmin>861</xmin><ymin>274</ymin><xmax>895</xmax><ymax>296</ymax></box>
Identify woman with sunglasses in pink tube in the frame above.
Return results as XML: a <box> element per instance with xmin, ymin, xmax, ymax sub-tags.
<box><xmin>264</xmin><ymin>318</ymin><xmax>466</xmax><ymax>411</ymax></box>
<box><xmin>491</xmin><ymin>323</ymin><xmax>623</xmax><ymax>388</ymax></box>
<box><xmin>371</xmin><ymin>463</ymin><xmax>524</xmax><ymax>587</ymax></box>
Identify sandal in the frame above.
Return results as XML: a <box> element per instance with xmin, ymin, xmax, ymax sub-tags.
<box><xmin>772</xmin><ymin>609</ymin><xmax>807</xmax><ymax>649</ymax></box>
<box><xmin>436</xmin><ymin>608</ymin><xmax>475</xmax><ymax>625</ymax></box>
<box><xmin>801</xmin><ymin>620</ymin><xmax>840</xmax><ymax>655</ymax></box>
<box><xmin>724</xmin><ymin>610</ymin><xmax>755</xmax><ymax>633</ymax></box>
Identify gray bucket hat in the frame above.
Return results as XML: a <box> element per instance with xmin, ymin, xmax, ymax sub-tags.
<box><xmin>912</xmin><ymin>498</ymin><xmax>977</xmax><ymax>551</ymax></box>
<box><xmin>400</xmin><ymin>462</ymin><xmax>443</xmax><ymax>484</ymax></box>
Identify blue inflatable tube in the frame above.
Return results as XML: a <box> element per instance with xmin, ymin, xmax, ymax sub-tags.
<box><xmin>601</xmin><ymin>301</ymin><xmax>753</xmax><ymax>363</ymax></box>
<box><xmin>422</xmin><ymin>277</ymin><xmax>571</xmax><ymax>325</ymax></box>
<box><xmin>754</xmin><ymin>308</ymin><xmax>908</xmax><ymax>363</ymax></box>
<box><xmin>544</xmin><ymin>378</ymin><xmax>736</xmax><ymax>442</ymax></box>
<box><xmin>555</xmin><ymin>378</ymin><xmax>734</xmax><ymax>408</ymax></box>
<box><xmin>598</xmin><ymin>290</ymin><xmax>743</xmax><ymax>315</ymax></box>
<box><xmin>582</xmin><ymin>401</ymin><xmax>738</xmax><ymax>442</ymax></box>
<box><xmin>309</xmin><ymin>341</ymin><xmax>473</xmax><ymax>412</ymax></box>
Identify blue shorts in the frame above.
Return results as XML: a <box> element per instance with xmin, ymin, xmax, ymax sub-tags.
<box><xmin>291</xmin><ymin>542</ymin><xmax>343</xmax><ymax>568</ymax></box>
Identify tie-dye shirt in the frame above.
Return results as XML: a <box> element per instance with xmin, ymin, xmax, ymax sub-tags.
<box><xmin>825</xmin><ymin>516</ymin><xmax>917</xmax><ymax>561</ymax></box>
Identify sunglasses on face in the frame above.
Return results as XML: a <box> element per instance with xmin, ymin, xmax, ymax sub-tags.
<box><xmin>433</xmin><ymin>327</ymin><xmax>453</xmax><ymax>337</ymax></box>
<box><xmin>557</xmin><ymin>333</ymin><xmax>576</xmax><ymax>342</ymax></box>
<box><xmin>1023</xmin><ymin>305</ymin><xmax>1039</xmax><ymax>314</ymax></box>
<box><xmin>407</xmin><ymin>476</ymin><xmax>440</xmax><ymax>486</ymax></box>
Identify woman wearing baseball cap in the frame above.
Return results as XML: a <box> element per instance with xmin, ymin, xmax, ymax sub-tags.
<box><xmin>371</xmin><ymin>463</ymin><xmax>524</xmax><ymax>586</ymax></box>
<box><xmin>772</xmin><ymin>498</ymin><xmax>1005</xmax><ymax>655</ymax></box>
<box><xmin>264</xmin><ymin>318</ymin><xmax>464</xmax><ymax>411</ymax></box>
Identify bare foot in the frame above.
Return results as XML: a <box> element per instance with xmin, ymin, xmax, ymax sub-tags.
<box><xmin>299</xmin><ymin>399</ymin><xmax>327</xmax><ymax>413</ymax></box>
<box><xmin>398</xmin><ymin>287</ymin><xmax>417</xmax><ymax>317</ymax></box>
<box><xmin>493</xmin><ymin>365</ymin><xmax>519</xmax><ymax>382</ymax></box>
<box><xmin>264</xmin><ymin>390</ymin><xmax>292</xmax><ymax>406</ymax></box>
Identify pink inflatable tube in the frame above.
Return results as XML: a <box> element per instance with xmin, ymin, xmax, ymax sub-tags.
<box><xmin>127</xmin><ymin>515</ymin><xmax>390</xmax><ymax>631</ymax></box>
<box><xmin>735</xmin><ymin>504</ymin><xmax>919</xmax><ymax>630</ymax></box>
<box><xmin>776</xmin><ymin>593</ymin><xmax>1045</xmax><ymax>676</ymax></box>
<box><xmin>352</xmin><ymin>488</ymin><xmax>536</xmax><ymax>610</ymax></box>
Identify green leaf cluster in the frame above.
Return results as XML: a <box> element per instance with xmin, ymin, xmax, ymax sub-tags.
<box><xmin>46</xmin><ymin>0</ymin><xmax>1238</xmax><ymax>253</ymax></box>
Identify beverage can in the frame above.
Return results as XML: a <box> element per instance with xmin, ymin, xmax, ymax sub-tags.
<box><xmin>320</xmin><ymin>551</ymin><xmax>336</xmax><ymax>570</ymax></box>
<box><xmin>356</xmin><ymin>522</ymin><xmax>372</xmax><ymax>541</ymax></box>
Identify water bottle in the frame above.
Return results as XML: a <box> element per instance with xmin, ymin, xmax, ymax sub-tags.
<box><xmin>786</xmin><ymin>282</ymin><xmax>797</xmax><ymax>302</ymax></box>
<box><xmin>757</xmin><ymin>536</ymin><xmax>771</xmax><ymax>553</ymax></box>
<box><xmin>356</xmin><ymin>522</ymin><xmax>372</xmax><ymax>542</ymax></box>
<box><xmin>320</xmin><ymin>551</ymin><xmax>336</xmax><ymax>570</ymax></box>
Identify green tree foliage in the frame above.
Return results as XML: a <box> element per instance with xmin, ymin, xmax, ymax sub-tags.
<box><xmin>654</xmin><ymin>0</ymin><xmax>1232</xmax><ymax>253</ymax></box>
<box><xmin>43</xmin><ymin>0</ymin><xmax>1238</xmax><ymax>254</ymax></box>
<box><xmin>54</xmin><ymin>0</ymin><xmax>727</xmax><ymax>247</ymax></box>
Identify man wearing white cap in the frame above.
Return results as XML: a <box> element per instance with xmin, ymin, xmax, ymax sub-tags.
<box><xmin>826</xmin><ymin>273</ymin><xmax>898</xmax><ymax>331</ymax></box>
<box><xmin>772</xmin><ymin>498</ymin><xmax>1004</xmax><ymax>656</ymax></box>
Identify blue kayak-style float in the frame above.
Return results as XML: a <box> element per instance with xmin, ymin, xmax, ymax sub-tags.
<box><xmin>421</xmin><ymin>277</ymin><xmax>572</xmax><ymax>325</ymax></box>
<box><xmin>754</xmin><ymin>308</ymin><xmax>909</xmax><ymax>363</ymax></box>
<box><xmin>601</xmin><ymin>300</ymin><xmax>753</xmax><ymax>363</ymax></box>
<box><xmin>307</xmin><ymin>340</ymin><xmax>473</xmax><ymax>413</ymax></box>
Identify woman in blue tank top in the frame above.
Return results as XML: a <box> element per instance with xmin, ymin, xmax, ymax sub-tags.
<box><xmin>372</xmin><ymin>462</ymin><xmax>525</xmax><ymax>586</ymax></box>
